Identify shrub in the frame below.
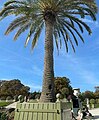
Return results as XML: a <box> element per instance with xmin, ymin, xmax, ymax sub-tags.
<box><xmin>90</xmin><ymin>99</ymin><xmax>95</xmax><ymax>104</ymax></box>
<box><xmin>0</xmin><ymin>97</ymin><xmax>6</xmax><ymax>100</ymax></box>
<box><xmin>83</xmin><ymin>99</ymin><xmax>87</xmax><ymax>105</ymax></box>
<box><xmin>95</xmin><ymin>104</ymin><xmax>99</xmax><ymax>108</ymax></box>
<box><xmin>96</xmin><ymin>99</ymin><xmax>99</xmax><ymax>104</ymax></box>
<box><xmin>6</xmin><ymin>96</ymin><xmax>13</xmax><ymax>101</ymax></box>
<box><xmin>0</xmin><ymin>112</ymin><xmax>8</xmax><ymax>120</ymax></box>
<box><xmin>35</xmin><ymin>94</ymin><xmax>41</xmax><ymax>99</ymax></box>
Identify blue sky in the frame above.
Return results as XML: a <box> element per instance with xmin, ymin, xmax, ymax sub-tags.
<box><xmin>0</xmin><ymin>0</ymin><xmax>99</xmax><ymax>92</ymax></box>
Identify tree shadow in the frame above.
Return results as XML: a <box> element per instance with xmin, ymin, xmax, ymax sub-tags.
<box><xmin>83</xmin><ymin>116</ymin><xmax>99</xmax><ymax>120</ymax></box>
<box><xmin>93</xmin><ymin>115</ymin><xmax>99</xmax><ymax>119</ymax></box>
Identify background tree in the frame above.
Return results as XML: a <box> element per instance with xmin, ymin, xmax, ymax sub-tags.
<box><xmin>84</xmin><ymin>91</ymin><xmax>95</xmax><ymax>99</ymax></box>
<box><xmin>95</xmin><ymin>86</ymin><xmax>99</xmax><ymax>92</ymax></box>
<box><xmin>94</xmin><ymin>91</ymin><xmax>99</xmax><ymax>99</ymax></box>
<box><xmin>28</xmin><ymin>91</ymin><xmax>41</xmax><ymax>100</ymax></box>
<box><xmin>94</xmin><ymin>86</ymin><xmax>99</xmax><ymax>99</ymax></box>
<box><xmin>0</xmin><ymin>0</ymin><xmax>97</xmax><ymax>102</ymax></box>
<box><xmin>79</xmin><ymin>93</ymin><xmax>85</xmax><ymax>102</ymax></box>
<box><xmin>54</xmin><ymin>77</ymin><xmax>73</xmax><ymax>99</ymax></box>
<box><xmin>0</xmin><ymin>79</ymin><xmax>30</xmax><ymax>99</ymax></box>
<box><xmin>79</xmin><ymin>91</ymin><xmax>95</xmax><ymax>101</ymax></box>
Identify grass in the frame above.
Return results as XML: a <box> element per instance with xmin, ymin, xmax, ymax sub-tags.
<box><xmin>0</xmin><ymin>102</ymin><xmax>13</xmax><ymax>107</ymax></box>
<box><xmin>95</xmin><ymin>103</ymin><xmax>99</xmax><ymax>108</ymax></box>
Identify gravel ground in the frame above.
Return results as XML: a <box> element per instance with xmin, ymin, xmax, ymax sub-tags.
<box><xmin>89</xmin><ymin>108</ymin><xmax>99</xmax><ymax>120</ymax></box>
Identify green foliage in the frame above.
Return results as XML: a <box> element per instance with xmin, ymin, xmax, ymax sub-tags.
<box><xmin>80</xmin><ymin>90</ymin><xmax>99</xmax><ymax>108</ymax></box>
<box><xmin>28</xmin><ymin>91</ymin><xmax>41</xmax><ymax>100</ymax></box>
<box><xmin>7</xmin><ymin>110</ymin><xmax>15</xmax><ymax>120</ymax></box>
<box><xmin>94</xmin><ymin>91</ymin><xmax>99</xmax><ymax>99</ymax></box>
<box><xmin>96</xmin><ymin>99</ymin><xmax>99</xmax><ymax>104</ymax></box>
<box><xmin>61</xmin><ymin>88</ymin><xmax>69</xmax><ymax>98</ymax></box>
<box><xmin>0</xmin><ymin>112</ymin><xmax>8</xmax><ymax>120</ymax></box>
<box><xmin>94</xmin><ymin>86</ymin><xmax>99</xmax><ymax>99</ymax></box>
<box><xmin>79</xmin><ymin>93</ymin><xmax>85</xmax><ymax>102</ymax></box>
<box><xmin>80</xmin><ymin>91</ymin><xmax>94</xmax><ymax>100</ymax></box>
<box><xmin>90</xmin><ymin>99</ymin><xmax>95</xmax><ymax>104</ymax></box>
<box><xmin>0</xmin><ymin>102</ymin><xmax>13</xmax><ymax>107</ymax></box>
<box><xmin>0</xmin><ymin>109</ymin><xmax>15</xmax><ymax>120</ymax></box>
<box><xmin>0</xmin><ymin>0</ymin><xmax>97</xmax><ymax>52</ymax></box>
<box><xmin>6</xmin><ymin>96</ymin><xmax>13</xmax><ymax>100</ymax></box>
<box><xmin>0</xmin><ymin>79</ymin><xmax>30</xmax><ymax>99</ymax></box>
<box><xmin>0</xmin><ymin>96</ymin><xmax>6</xmax><ymax>100</ymax></box>
<box><xmin>54</xmin><ymin>77</ymin><xmax>73</xmax><ymax>98</ymax></box>
<box><xmin>95</xmin><ymin>103</ymin><xmax>99</xmax><ymax>108</ymax></box>
<box><xmin>79</xmin><ymin>90</ymin><xmax>99</xmax><ymax>102</ymax></box>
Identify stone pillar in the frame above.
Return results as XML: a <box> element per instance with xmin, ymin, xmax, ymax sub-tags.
<box><xmin>86</xmin><ymin>98</ymin><xmax>90</xmax><ymax>109</ymax></box>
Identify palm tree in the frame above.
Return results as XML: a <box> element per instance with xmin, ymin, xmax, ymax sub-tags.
<box><xmin>0</xmin><ymin>0</ymin><xmax>97</xmax><ymax>102</ymax></box>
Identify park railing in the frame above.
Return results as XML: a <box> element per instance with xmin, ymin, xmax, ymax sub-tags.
<box><xmin>14</xmin><ymin>101</ymin><xmax>72</xmax><ymax>120</ymax></box>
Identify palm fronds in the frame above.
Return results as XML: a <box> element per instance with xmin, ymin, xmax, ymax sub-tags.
<box><xmin>0</xmin><ymin>0</ymin><xmax>98</xmax><ymax>52</ymax></box>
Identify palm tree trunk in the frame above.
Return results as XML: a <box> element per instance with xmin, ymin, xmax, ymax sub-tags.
<box><xmin>40</xmin><ymin>19</ymin><xmax>55</xmax><ymax>102</ymax></box>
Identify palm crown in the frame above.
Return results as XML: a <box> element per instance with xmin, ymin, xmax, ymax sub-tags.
<box><xmin>0</xmin><ymin>0</ymin><xmax>97</xmax><ymax>102</ymax></box>
<box><xmin>0</xmin><ymin>0</ymin><xmax>97</xmax><ymax>51</ymax></box>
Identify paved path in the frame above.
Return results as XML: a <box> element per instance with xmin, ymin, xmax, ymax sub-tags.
<box><xmin>5</xmin><ymin>102</ymin><xmax>17</xmax><ymax>109</ymax></box>
<box><xmin>89</xmin><ymin>108</ymin><xmax>99</xmax><ymax>119</ymax></box>
<box><xmin>5</xmin><ymin>102</ymin><xmax>26</xmax><ymax>109</ymax></box>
